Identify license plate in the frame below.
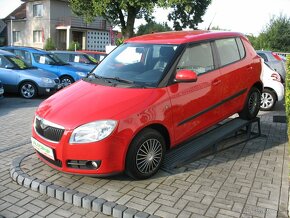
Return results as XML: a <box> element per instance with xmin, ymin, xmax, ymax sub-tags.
<box><xmin>0</xmin><ymin>88</ymin><xmax>4</xmax><ymax>95</ymax></box>
<box><xmin>31</xmin><ymin>137</ymin><xmax>55</xmax><ymax>160</ymax></box>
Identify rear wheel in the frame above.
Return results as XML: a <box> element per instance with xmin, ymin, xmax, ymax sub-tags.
<box><xmin>60</xmin><ymin>76</ymin><xmax>74</xmax><ymax>87</ymax></box>
<box><xmin>19</xmin><ymin>82</ymin><xmax>37</xmax><ymax>99</ymax></box>
<box><xmin>260</xmin><ymin>89</ymin><xmax>276</xmax><ymax>111</ymax></box>
<box><xmin>126</xmin><ymin>128</ymin><xmax>165</xmax><ymax>180</ymax></box>
<box><xmin>239</xmin><ymin>87</ymin><xmax>261</xmax><ymax>120</ymax></box>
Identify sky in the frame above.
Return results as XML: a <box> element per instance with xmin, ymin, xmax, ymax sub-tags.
<box><xmin>0</xmin><ymin>0</ymin><xmax>289</xmax><ymax>36</ymax></box>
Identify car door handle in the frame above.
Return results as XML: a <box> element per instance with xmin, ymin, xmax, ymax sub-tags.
<box><xmin>212</xmin><ymin>79</ymin><xmax>221</xmax><ymax>86</ymax></box>
<box><xmin>247</xmin><ymin>66</ymin><xmax>253</xmax><ymax>70</ymax></box>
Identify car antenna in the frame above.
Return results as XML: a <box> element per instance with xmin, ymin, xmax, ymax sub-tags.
<box><xmin>207</xmin><ymin>12</ymin><xmax>216</xmax><ymax>30</ymax></box>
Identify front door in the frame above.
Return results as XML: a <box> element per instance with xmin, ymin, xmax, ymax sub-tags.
<box><xmin>168</xmin><ymin>41</ymin><xmax>223</xmax><ymax>146</ymax></box>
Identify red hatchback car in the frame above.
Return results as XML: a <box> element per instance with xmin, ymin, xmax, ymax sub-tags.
<box><xmin>31</xmin><ymin>31</ymin><xmax>262</xmax><ymax>179</ymax></box>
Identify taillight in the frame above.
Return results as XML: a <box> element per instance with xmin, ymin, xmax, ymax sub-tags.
<box><xmin>271</xmin><ymin>52</ymin><xmax>282</xmax><ymax>61</ymax></box>
<box><xmin>271</xmin><ymin>72</ymin><xmax>281</xmax><ymax>82</ymax></box>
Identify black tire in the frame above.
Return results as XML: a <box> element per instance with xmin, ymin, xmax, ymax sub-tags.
<box><xmin>260</xmin><ymin>89</ymin><xmax>277</xmax><ymax>111</ymax></box>
<box><xmin>239</xmin><ymin>87</ymin><xmax>261</xmax><ymax>120</ymax></box>
<box><xmin>125</xmin><ymin>128</ymin><xmax>165</xmax><ymax>180</ymax></box>
<box><xmin>60</xmin><ymin>76</ymin><xmax>74</xmax><ymax>87</ymax></box>
<box><xmin>19</xmin><ymin>82</ymin><xmax>37</xmax><ymax>99</ymax></box>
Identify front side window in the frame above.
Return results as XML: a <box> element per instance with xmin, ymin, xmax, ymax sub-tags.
<box><xmin>215</xmin><ymin>38</ymin><xmax>240</xmax><ymax>66</ymax></box>
<box><xmin>33</xmin><ymin>4</ymin><xmax>43</xmax><ymax>17</ymax></box>
<box><xmin>90</xmin><ymin>43</ymin><xmax>178</xmax><ymax>87</ymax></box>
<box><xmin>177</xmin><ymin>42</ymin><xmax>214</xmax><ymax>75</ymax></box>
<box><xmin>33</xmin><ymin>30</ymin><xmax>42</xmax><ymax>43</ymax></box>
<box><xmin>0</xmin><ymin>55</ymin><xmax>31</xmax><ymax>69</ymax></box>
<box><xmin>13</xmin><ymin>31</ymin><xmax>20</xmax><ymax>43</ymax></box>
<box><xmin>33</xmin><ymin>53</ymin><xmax>67</xmax><ymax>65</ymax></box>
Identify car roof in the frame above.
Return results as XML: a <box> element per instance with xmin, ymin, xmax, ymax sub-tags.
<box><xmin>52</xmin><ymin>50</ymin><xmax>85</xmax><ymax>54</ymax></box>
<box><xmin>0</xmin><ymin>49</ymin><xmax>16</xmax><ymax>56</ymax></box>
<box><xmin>126</xmin><ymin>30</ymin><xmax>246</xmax><ymax>44</ymax></box>
<box><xmin>1</xmin><ymin>46</ymin><xmax>49</xmax><ymax>54</ymax></box>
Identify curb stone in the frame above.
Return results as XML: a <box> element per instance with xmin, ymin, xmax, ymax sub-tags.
<box><xmin>10</xmin><ymin>151</ymin><xmax>159</xmax><ymax>218</ymax></box>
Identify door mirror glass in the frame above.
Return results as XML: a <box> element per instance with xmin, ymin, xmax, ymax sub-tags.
<box><xmin>174</xmin><ymin>69</ymin><xmax>197</xmax><ymax>83</ymax></box>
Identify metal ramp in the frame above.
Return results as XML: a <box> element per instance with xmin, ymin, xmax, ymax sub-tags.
<box><xmin>161</xmin><ymin>117</ymin><xmax>261</xmax><ymax>170</ymax></box>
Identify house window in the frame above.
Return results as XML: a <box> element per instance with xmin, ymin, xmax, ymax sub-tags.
<box><xmin>33</xmin><ymin>4</ymin><xmax>43</xmax><ymax>17</ymax></box>
<box><xmin>33</xmin><ymin>30</ymin><xmax>42</xmax><ymax>43</ymax></box>
<box><xmin>13</xmin><ymin>31</ymin><xmax>20</xmax><ymax>43</ymax></box>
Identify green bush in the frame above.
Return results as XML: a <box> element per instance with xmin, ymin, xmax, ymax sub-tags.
<box><xmin>68</xmin><ymin>41</ymin><xmax>81</xmax><ymax>51</ymax></box>
<box><xmin>286</xmin><ymin>55</ymin><xmax>290</xmax><ymax>133</ymax></box>
<box><xmin>44</xmin><ymin>38</ymin><xmax>55</xmax><ymax>50</ymax></box>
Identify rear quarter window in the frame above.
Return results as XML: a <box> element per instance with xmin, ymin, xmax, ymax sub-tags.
<box><xmin>215</xmin><ymin>38</ymin><xmax>241</xmax><ymax>66</ymax></box>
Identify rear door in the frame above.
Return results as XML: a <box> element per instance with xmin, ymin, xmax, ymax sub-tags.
<box><xmin>214</xmin><ymin>37</ymin><xmax>249</xmax><ymax>117</ymax></box>
<box><xmin>167</xmin><ymin>41</ymin><xmax>223</xmax><ymax>146</ymax></box>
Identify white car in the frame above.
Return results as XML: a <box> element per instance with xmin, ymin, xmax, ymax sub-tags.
<box><xmin>260</xmin><ymin>61</ymin><xmax>284</xmax><ymax>111</ymax></box>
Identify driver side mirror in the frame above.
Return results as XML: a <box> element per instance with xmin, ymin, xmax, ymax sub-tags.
<box><xmin>174</xmin><ymin>69</ymin><xmax>198</xmax><ymax>83</ymax></box>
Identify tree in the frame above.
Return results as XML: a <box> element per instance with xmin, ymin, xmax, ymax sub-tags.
<box><xmin>137</xmin><ymin>21</ymin><xmax>172</xmax><ymax>35</ymax></box>
<box><xmin>249</xmin><ymin>14</ymin><xmax>290</xmax><ymax>52</ymax></box>
<box><xmin>168</xmin><ymin>0</ymin><xmax>211</xmax><ymax>30</ymax></box>
<box><xmin>69</xmin><ymin>0</ymin><xmax>211</xmax><ymax>38</ymax></box>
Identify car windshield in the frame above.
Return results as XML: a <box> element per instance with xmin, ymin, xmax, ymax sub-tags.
<box><xmin>74</xmin><ymin>54</ymin><xmax>98</xmax><ymax>64</ymax></box>
<box><xmin>33</xmin><ymin>53</ymin><xmax>68</xmax><ymax>66</ymax></box>
<box><xmin>0</xmin><ymin>55</ymin><xmax>32</xmax><ymax>70</ymax></box>
<box><xmin>89</xmin><ymin>43</ymin><xmax>178</xmax><ymax>87</ymax></box>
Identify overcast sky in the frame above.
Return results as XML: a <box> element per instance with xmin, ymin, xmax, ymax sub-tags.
<box><xmin>1</xmin><ymin>0</ymin><xmax>289</xmax><ymax>36</ymax></box>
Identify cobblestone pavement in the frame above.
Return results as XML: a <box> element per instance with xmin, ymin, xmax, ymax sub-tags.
<box><xmin>0</xmin><ymin>95</ymin><xmax>288</xmax><ymax>218</ymax></box>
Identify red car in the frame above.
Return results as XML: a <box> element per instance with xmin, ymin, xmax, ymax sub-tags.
<box><xmin>31</xmin><ymin>31</ymin><xmax>262</xmax><ymax>179</ymax></box>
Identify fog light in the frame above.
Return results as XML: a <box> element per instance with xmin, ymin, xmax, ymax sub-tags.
<box><xmin>91</xmin><ymin>161</ymin><xmax>99</xmax><ymax>168</ymax></box>
<box><xmin>45</xmin><ymin>88</ymin><xmax>51</xmax><ymax>92</ymax></box>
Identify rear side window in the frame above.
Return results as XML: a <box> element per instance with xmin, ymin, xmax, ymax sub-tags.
<box><xmin>236</xmin><ymin>38</ymin><xmax>245</xmax><ymax>59</ymax></box>
<box><xmin>177</xmin><ymin>42</ymin><xmax>214</xmax><ymax>75</ymax></box>
<box><xmin>216</xmin><ymin>38</ymin><xmax>241</xmax><ymax>66</ymax></box>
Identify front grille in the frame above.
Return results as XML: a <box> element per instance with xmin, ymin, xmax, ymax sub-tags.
<box><xmin>37</xmin><ymin>151</ymin><xmax>62</xmax><ymax>167</ymax></box>
<box><xmin>34</xmin><ymin>117</ymin><xmax>64</xmax><ymax>142</ymax></box>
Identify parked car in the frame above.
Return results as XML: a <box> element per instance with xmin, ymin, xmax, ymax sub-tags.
<box><xmin>79</xmin><ymin>50</ymin><xmax>107</xmax><ymax>62</ymax></box>
<box><xmin>0</xmin><ymin>79</ymin><xmax>4</xmax><ymax>99</ymax></box>
<box><xmin>51</xmin><ymin>50</ymin><xmax>98</xmax><ymax>72</ymax></box>
<box><xmin>260</xmin><ymin>61</ymin><xmax>284</xmax><ymax>111</ymax></box>
<box><xmin>0</xmin><ymin>50</ymin><xmax>61</xmax><ymax>99</ymax></box>
<box><xmin>0</xmin><ymin>46</ymin><xmax>89</xmax><ymax>87</ymax></box>
<box><xmin>256</xmin><ymin>50</ymin><xmax>286</xmax><ymax>82</ymax></box>
<box><xmin>31</xmin><ymin>31</ymin><xmax>262</xmax><ymax>179</ymax></box>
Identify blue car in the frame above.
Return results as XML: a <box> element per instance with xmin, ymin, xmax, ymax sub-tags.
<box><xmin>51</xmin><ymin>50</ymin><xmax>98</xmax><ymax>72</ymax></box>
<box><xmin>0</xmin><ymin>46</ymin><xmax>89</xmax><ymax>86</ymax></box>
<box><xmin>0</xmin><ymin>50</ymin><xmax>61</xmax><ymax>99</ymax></box>
<box><xmin>0</xmin><ymin>79</ymin><xmax>4</xmax><ymax>99</ymax></box>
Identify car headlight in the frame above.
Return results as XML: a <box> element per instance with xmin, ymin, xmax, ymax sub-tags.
<box><xmin>76</xmin><ymin>72</ymin><xmax>87</xmax><ymax>77</ymax></box>
<box><xmin>41</xmin><ymin>77</ymin><xmax>54</xmax><ymax>84</ymax></box>
<box><xmin>69</xmin><ymin>120</ymin><xmax>117</xmax><ymax>144</ymax></box>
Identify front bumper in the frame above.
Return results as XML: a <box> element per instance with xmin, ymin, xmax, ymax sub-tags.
<box><xmin>31</xmin><ymin>127</ymin><xmax>129</xmax><ymax>176</ymax></box>
<box><xmin>37</xmin><ymin>84</ymin><xmax>62</xmax><ymax>96</ymax></box>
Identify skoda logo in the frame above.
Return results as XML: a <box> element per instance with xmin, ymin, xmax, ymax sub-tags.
<box><xmin>39</xmin><ymin>119</ymin><xmax>47</xmax><ymax>130</ymax></box>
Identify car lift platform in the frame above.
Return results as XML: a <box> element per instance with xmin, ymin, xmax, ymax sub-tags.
<box><xmin>161</xmin><ymin>117</ymin><xmax>261</xmax><ymax>171</ymax></box>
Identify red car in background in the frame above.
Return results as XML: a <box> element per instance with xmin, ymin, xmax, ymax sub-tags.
<box><xmin>31</xmin><ymin>31</ymin><xmax>262</xmax><ymax>179</ymax></box>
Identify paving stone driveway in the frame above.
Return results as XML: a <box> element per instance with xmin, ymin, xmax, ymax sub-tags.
<box><xmin>0</xmin><ymin>96</ymin><xmax>288</xmax><ymax>218</ymax></box>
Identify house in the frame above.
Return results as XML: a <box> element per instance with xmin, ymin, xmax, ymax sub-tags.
<box><xmin>4</xmin><ymin>0</ymin><xmax>114</xmax><ymax>51</ymax></box>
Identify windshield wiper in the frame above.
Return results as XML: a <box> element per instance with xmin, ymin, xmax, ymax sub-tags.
<box><xmin>102</xmin><ymin>77</ymin><xmax>134</xmax><ymax>84</ymax></box>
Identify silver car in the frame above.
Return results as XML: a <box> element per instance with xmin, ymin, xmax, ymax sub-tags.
<box><xmin>256</xmin><ymin>50</ymin><xmax>286</xmax><ymax>82</ymax></box>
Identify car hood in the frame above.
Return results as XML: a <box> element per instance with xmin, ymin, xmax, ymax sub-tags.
<box><xmin>19</xmin><ymin>68</ymin><xmax>58</xmax><ymax>79</ymax></box>
<box><xmin>58</xmin><ymin>64</ymin><xmax>88</xmax><ymax>73</ymax></box>
<box><xmin>36</xmin><ymin>80</ymin><xmax>164</xmax><ymax>129</ymax></box>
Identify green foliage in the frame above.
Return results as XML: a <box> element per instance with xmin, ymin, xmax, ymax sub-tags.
<box><xmin>168</xmin><ymin>0</ymin><xmax>211</xmax><ymax>30</ymax></box>
<box><xmin>285</xmin><ymin>55</ymin><xmax>290</xmax><ymax>133</ymax></box>
<box><xmin>248</xmin><ymin>14</ymin><xmax>290</xmax><ymax>52</ymax></box>
<box><xmin>68</xmin><ymin>41</ymin><xmax>81</xmax><ymax>51</ymax></box>
<box><xmin>115</xmin><ymin>37</ymin><xmax>125</xmax><ymax>46</ymax></box>
<box><xmin>137</xmin><ymin>21</ymin><xmax>172</xmax><ymax>35</ymax></box>
<box><xmin>69</xmin><ymin>0</ymin><xmax>211</xmax><ymax>38</ymax></box>
<box><xmin>44</xmin><ymin>38</ymin><xmax>55</xmax><ymax>51</ymax></box>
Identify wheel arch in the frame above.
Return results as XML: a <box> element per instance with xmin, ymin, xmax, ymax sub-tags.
<box><xmin>263</xmin><ymin>87</ymin><xmax>278</xmax><ymax>100</ymax></box>
<box><xmin>60</xmin><ymin>74</ymin><xmax>75</xmax><ymax>82</ymax></box>
<box><xmin>18</xmin><ymin>79</ymin><xmax>39</xmax><ymax>94</ymax></box>
<box><xmin>253</xmin><ymin>81</ymin><xmax>263</xmax><ymax>94</ymax></box>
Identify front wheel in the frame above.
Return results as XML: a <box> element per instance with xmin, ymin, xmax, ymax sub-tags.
<box><xmin>126</xmin><ymin>128</ymin><xmax>165</xmax><ymax>180</ymax></box>
<box><xmin>60</xmin><ymin>76</ymin><xmax>74</xmax><ymax>87</ymax></box>
<box><xmin>19</xmin><ymin>82</ymin><xmax>37</xmax><ymax>99</ymax></box>
<box><xmin>260</xmin><ymin>89</ymin><xmax>276</xmax><ymax>111</ymax></box>
<box><xmin>239</xmin><ymin>87</ymin><xmax>261</xmax><ymax>120</ymax></box>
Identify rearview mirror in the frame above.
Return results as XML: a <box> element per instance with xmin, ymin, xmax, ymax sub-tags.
<box><xmin>174</xmin><ymin>69</ymin><xmax>197</xmax><ymax>83</ymax></box>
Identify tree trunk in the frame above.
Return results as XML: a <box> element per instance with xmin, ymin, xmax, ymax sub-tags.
<box><xmin>123</xmin><ymin>5</ymin><xmax>139</xmax><ymax>38</ymax></box>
